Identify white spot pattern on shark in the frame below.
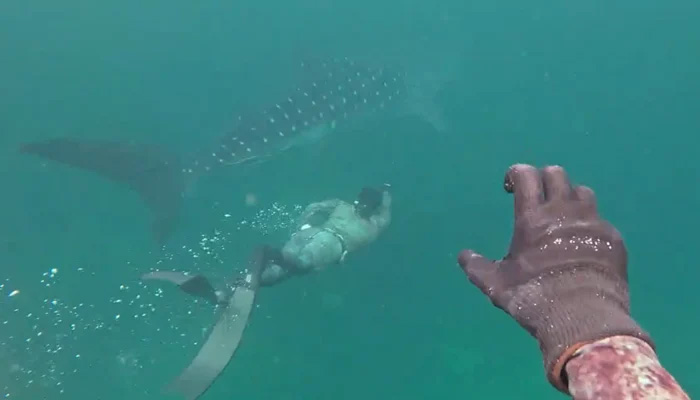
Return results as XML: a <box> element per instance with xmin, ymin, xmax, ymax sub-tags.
<box><xmin>188</xmin><ymin>57</ymin><xmax>407</xmax><ymax>173</ymax></box>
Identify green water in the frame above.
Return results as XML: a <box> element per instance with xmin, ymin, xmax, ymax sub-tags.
<box><xmin>1</xmin><ymin>0</ymin><xmax>698</xmax><ymax>399</ymax></box>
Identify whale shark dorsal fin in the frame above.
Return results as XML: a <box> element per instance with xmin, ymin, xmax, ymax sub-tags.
<box><xmin>20</xmin><ymin>138</ymin><xmax>185</xmax><ymax>244</ymax></box>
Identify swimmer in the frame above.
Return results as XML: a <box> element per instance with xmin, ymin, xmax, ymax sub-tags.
<box><xmin>140</xmin><ymin>184</ymin><xmax>392</xmax><ymax>400</ymax></box>
<box><xmin>258</xmin><ymin>184</ymin><xmax>392</xmax><ymax>286</ymax></box>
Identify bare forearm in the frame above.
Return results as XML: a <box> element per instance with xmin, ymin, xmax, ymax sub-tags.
<box><xmin>371</xmin><ymin>199</ymin><xmax>391</xmax><ymax>229</ymax></box>
<box><xmin>371</xmin><ymin>212</ymin><xmax>391</xmax><ymax>231</ymax></box>
<box><xmin>299</xmin><ymin>200</ymin><xmax>339</xmax><ymax>226</ymax></box>
<box><xmin>565</xmin><ymin>335</ymin><xmax>689</xmax><ymax>400</ymax></box>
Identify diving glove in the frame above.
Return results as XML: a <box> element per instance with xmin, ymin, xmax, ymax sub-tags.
<box><xmin>457</xmin><ymin>164</ymin><xmax>653</xmax><ymax>392</ymax></box>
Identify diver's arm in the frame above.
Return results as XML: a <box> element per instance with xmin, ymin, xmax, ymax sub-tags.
<box><xmin>370</xmin><ymin>191</ymin><xmax>392</xmax><ymax>230</ymax></box>
<box><xmin>298</xmin><ymin>199</ymin><xmax>342</xmax><ymax>226</ymax></box>
<box><xmin>565</xmin><ymin>335</ymin><xmax>689</xmax><ymax>400</ymax></box>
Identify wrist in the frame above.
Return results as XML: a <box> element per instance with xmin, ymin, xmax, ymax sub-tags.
<box><xmin>533</xmin><ymin>296</ymin><xmax>653</xmax><ymax>392</ymax></box>
<box><xmin>565</xmin><ymin>336</ymin><xmax>689</xmax><ymax>400</ymax></box>
<box><xmin>503</xmin><ymin>268</ymin><xmax>653</xmax><ymax>393</ymax></box>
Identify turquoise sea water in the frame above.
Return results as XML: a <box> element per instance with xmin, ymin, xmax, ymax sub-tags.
<box><xmin>1</xmin><ymin>1</ymin><xmax>698</xmax><ymax>399</ymax></box>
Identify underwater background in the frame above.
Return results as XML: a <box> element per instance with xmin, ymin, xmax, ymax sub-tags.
<box><xmin>1</xmin><ymin>0</ymin><xmax>698</xmax><ymax>399</ymax></box>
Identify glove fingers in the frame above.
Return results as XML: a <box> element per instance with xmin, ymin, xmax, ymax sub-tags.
<box><xmin>504</xmin><ymin>164</ymin><xmax>544</xmax><ymax>217</ymax></box>
<box><xmin>457</xmin><ymin>250</ymin><xmax>501</xmax><ymax>296</ymax></box>
<box><xmin>573</xmin><ymin>185</ymin><xmax>599</xmax><ymax>216</ymax></box>
<box><xmin>573</xmin><ymin>184</ymin><xmax>595</xmax><ymax>203</ymax></box>
<box><xmin>541</xmin><ymin>165</ymin><xmax>573</xmax><ymax>202</ymax></box>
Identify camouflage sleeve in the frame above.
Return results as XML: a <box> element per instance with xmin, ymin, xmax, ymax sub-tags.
<box><xmin>565</xmin><ymin>335</ymin><xmax>690</xmax><ymax>400</ymax></box>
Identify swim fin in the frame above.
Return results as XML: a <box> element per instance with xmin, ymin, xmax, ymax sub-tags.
<box><xmin>142</xmin><ymin>247</ymin><xmax>265</xmax><ymax>400</ymax></box>
<box><xmin>20</xmin><ymin>138</ymin><xmax>185</xmax><ymax>244</ymax></box>
<box><xmin>141</xmin><ymin>271</ymin><xmax>221</xmax><ymax>305</ymax></box>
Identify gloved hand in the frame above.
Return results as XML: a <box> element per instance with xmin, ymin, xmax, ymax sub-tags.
<box><xmin>457</xmin><ymin>164</ymin><xmax>653</xmax><ymax>393</ymax></box>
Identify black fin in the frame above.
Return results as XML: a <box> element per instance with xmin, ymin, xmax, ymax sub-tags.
<box><xmin>141</xmin><ymin>271</ymin><xmax>220</xmax><ymax>305</ymax></box>
<box><xmin>20</xmin><ymin>138</ymin><xmax>185</xmax><ymax>244</ymax></box>
<box><xmin>166</xmin><ymin>248</ymin><xmax>264</xmax><ymax>400</ymax></box>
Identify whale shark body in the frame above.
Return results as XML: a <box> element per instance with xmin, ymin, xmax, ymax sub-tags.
<box><xmin>21</xmin><ymin>57</ymin><xmax>447</xmax><ymax>243</ymax></box>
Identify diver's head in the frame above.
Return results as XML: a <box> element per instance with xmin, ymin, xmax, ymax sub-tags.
<box><xmin>354</xmin><ymin>187</ymin><xmax>383</xmax><ymax>219</ymax></box>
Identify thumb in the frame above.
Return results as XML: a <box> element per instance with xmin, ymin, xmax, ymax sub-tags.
<box><xmin>457</xmin><ymin>250</ymin><xmax>500</xmax><ymax>297</ymax></box>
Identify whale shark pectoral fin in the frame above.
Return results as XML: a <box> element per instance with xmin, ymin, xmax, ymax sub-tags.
<box><xmin>20</xmin><ymin>138</ymin><xmax>186</xmax><ymax>244</ymax></box>
<box><xmin>410</xmin><ymin>97</ymin><xmax>450</xmax><ymax>133</ymax></box>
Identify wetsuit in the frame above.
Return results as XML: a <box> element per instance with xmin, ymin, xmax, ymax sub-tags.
<box><xmin>260</xmin><ymin>191</ymin><xmax>391</xmax><ymax>286</ymax></box>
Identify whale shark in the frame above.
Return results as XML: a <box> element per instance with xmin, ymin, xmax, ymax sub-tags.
<box><xmin>20</xmin><ymin>57</ymin><xmax>448</xmax><ymax>244</ymax></box>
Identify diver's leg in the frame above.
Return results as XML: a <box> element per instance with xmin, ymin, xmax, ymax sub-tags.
<box><xmin>282</xmin><ymin>231</ymin><xmax>344</xmax><ymax>271</ymax></box>
<box><xmin>259</xmin><ymin>263</ymin><xmax>291</xmax><ymax>286</ymax></box>
<box><xmin>257</xmin><ymin>245</ymin><xmax>304</xmax><ymax>287</ymax></box>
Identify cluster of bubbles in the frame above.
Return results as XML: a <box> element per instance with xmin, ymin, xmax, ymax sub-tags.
<box><xmin>155</xmin><ymin>201</ymin><xmax>303</xmax><ymax>272</ymax></box>
<box><xmin>232</xmin><ymin>201</ymin><xmax>304</xmax><ymax>235</ymax></box>
<box><xmin>0</xmin><ymin>266</ymin><xmax>195</xmax><ymax>399</ymax></box>
<box><xmin>0</xmin><ymin>201</ymin><xmax>303</xmax><ymax>399</ymax></box>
